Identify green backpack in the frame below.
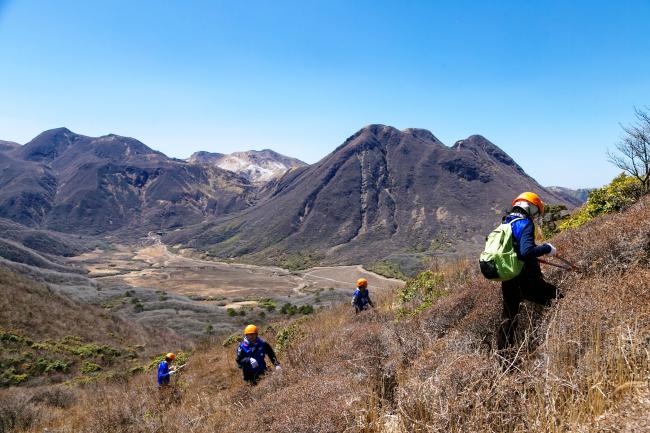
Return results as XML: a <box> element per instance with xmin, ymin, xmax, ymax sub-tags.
<box><xmin>479</xmin><ymin>217</ymin><xmax>525</xmax><ymax>281</ymax></box>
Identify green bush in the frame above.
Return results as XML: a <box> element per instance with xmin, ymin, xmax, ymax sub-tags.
<box><xmin>222</xmin><ymin>333</ymin><xmax>243</xmax><ymax>347</ymax></box>
<box><xmin>35</xmin><ymin>358</ymin><xmax>70</xmax><ymax>373</ymax></box>
<box><xmin>367</xmin><ymin>261</ymin><xmax>408</xmax><ymax>280</ymax></box>
<box><xmin>560</xmin><ymin>174</ymin><xmax>644</xmax><ymax>231</ymax></box>
<box><xmin>277</xmin><ymin>252</ymin><xmax>322</xmax><ymax>271</ymax></box>
<box><xmin>280</xmin><ymin>303</ymin><xmax>298</xmax><ymax>315</ymax></box>
<box><xmin>227</xmin><ymin>308</ymin><xmax>237</xmax><ymax>317</ymax></box>
<box><xmin>259</xmin><ymin>298</ymin><xmax>277</xmax><ymax>312</ymax></box>
<box><xmin>80</xmin><ymin>362</ymin><xmax>102</xmax><ymax>374</ymax></box>
<box><xmin>397</xmin><ymin>271</ymin><xmax>446</xmax><ymax>318</ymax></box>
<box><xmin>70</xmin><ymin>343</ymin><xmax>120</xmax><ymax>359</ymax></box>
<box><xmin>276</xmin><ymin>323</ymin><xmax>304</xmax><ymax>353</ymax></box>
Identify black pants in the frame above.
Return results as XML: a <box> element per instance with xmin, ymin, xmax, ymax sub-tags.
<box><xmin>497</xmin><ymin>265</ymin><xmax>557</xmax><ymax>351</ymax></box>
<box><xmin>243</xmin><ymin>369</ymin><xmax>265</xmax><ymax>385</ymax></box>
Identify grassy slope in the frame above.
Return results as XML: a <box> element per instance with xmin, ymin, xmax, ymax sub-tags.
<box><xmin>0</xmin><ymin>265</ymin><xmax>183</xmax><ymax>389</ymax></box>
<box><xmin>4</xmin><ymin>197</ymin><xmax>650</xmax><ymax>432</ymax></box>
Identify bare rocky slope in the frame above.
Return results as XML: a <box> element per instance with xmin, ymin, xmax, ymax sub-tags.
<box><xmin>2</xmin><ymin>126</ymin><xmax>570</xmax><ymax>269</ymax></box>
<box><xmin>547</xmin><ymin>185</ymin><xmax>593</xmax><ymax>206</ymax></box>
<box><xmin>188</xmin><ymin>149</ymin><xmax>306</xmax><ymax>184</ymax></box>
<box><xmin>169</xmin><ymin>125</ymin><xmax>570</xmax><ymax>266</ymax></box>
<box><xmin>0</xmin><ymin>128</ymin><xmax>254</xmax><ymax>235</ymax></box>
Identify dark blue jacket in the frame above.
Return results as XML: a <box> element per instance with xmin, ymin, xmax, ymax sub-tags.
<box><xmin>352</xmin><ymin>288</ymin><xmax>373</xmax><ymax>308</ymax></box>
<box><xmin>157</xmin><ymin>360</ymin><xmax>171</xmax><ymax>385</ymax></box>
<box><xmin>236</xmin><ymin>337</ymin><xmax>278</xmax><ymax>375</ymax></box>
<box><xmin>504</xmin><ymin>213</ymin><xmax>551</xmax><ymax>264</ymax></box>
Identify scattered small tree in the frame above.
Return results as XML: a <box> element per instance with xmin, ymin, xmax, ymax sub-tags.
<box><xmin>608</xmin><ymin>107</ymin><xmax>650</xmax><ymax>193</ymax></box>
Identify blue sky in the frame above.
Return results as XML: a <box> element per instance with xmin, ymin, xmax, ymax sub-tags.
<box><xmin>1</xmin><ymin>1</ymin><xmax>648</xmax><ymax>188</ymax></box>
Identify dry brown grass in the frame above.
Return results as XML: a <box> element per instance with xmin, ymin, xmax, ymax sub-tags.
<box><xmin>3</xmin><ymin>198</ymin><xmax>650</xmax><ymax>433</ymax></box>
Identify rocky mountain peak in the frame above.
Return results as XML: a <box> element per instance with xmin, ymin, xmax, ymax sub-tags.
<box><xmin>453</xmin><ymin>135</ymin><xmax>525</xmax><ymax>174</ymax></box>
<box><xmin>188</xmin><ymin>149</ymin><xmax>306</xmax><ymax>184</ymax></box>
<box><xmin>20</xmin><ymin>127</ymin><xmax>78</xmax><ymax>161</ymax></box>
<box><xmin>401</xmin><ymin>128</ymin><xmax>441</xmax><ymax>144</ymax></box>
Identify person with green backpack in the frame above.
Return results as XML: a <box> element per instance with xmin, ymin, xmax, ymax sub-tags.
<box><xmin>479</xmin><ymin>192</ymin><xmax>559</xmax><ymax>351</ymax></box>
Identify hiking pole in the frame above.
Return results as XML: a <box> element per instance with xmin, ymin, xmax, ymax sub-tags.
<box><xmin>170</xmin><ymin>364</ymin><xmax>187</xmax><ymax>375</ymax></box>
<box><xmin>538</xmin><ymin>258</ymin><xmax>575</xmax><ymax>271</ymax></box>
<box><xmin>555</xmin><ymin>255</ymin><xmax>578</xmax><ymax>270</ymax></box>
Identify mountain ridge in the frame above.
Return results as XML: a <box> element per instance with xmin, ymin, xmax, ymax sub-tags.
<box><xmin>1</xmin><ymin>125</ymin><xmax>571</xmax><ymax>269</ymax></box>
<box><xmin>166</xmin><ymin>125</ymin><xmax>570</xmax><ymax>269</ymax></box>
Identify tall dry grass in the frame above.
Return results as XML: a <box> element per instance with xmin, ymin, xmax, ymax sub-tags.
<box><xmin>3</xmin><ymin>198</ymin><xmax>650</xmax><ymax>433</ymax></box>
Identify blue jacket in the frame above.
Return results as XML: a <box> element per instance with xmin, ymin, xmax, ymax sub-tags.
<box><xmin>236</xmin><ymin>337</ymin><xmax>278</xmax><ymax>374</ymax></box>
<box><xmin>157</xmin><ymin>360</ymin><xmax>171</xmax><ymax>385</ymax></box>
<box><xmin>352</xmin><ymin>288</ymin><xmax>373</xmax><ymax>307</ymax></box>
<box><xmin>504</xmin><ymin>213</ymin><xmax>551</xmax><ymax>263</ymax></box>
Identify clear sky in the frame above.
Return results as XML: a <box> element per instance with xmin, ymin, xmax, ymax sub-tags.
<box><xmin>1</xmin><ymin>1</ymin><xmax>648</xmax><ymax>188</ymax></box>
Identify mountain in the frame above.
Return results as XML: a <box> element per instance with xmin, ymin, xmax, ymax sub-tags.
<box><xmin>12</xmin><ymin>195</ymin><xmax>648</xmax><ymax>432</ymax></box>
<box><xmin>546</xmin><ymin>186</ymin><xmax>592</xmax><ymax>206</ymax></box>
<box><xmin>0</xmin><ymin>128</ymin><xmax>255</xmax><ymax>234</ymax></box>
<box><xmin>167</xmin><ymin>125</ymin><xmax>570</xmax><ymax>267</ymax></box>
<box><xmin>188</xmin><ymin>149</ymin><xmax>307</xmax><ymax>184</ymax></box>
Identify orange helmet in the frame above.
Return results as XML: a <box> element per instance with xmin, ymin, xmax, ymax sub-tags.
<box><xmin>244</xmin><ymin>324</ymin><xmax>258</xmax><ymax>335</ymax></box>
<box><xmin>356</xmin><ymin>278</ymin><xmax>368</xmax><ymax>288</ymax></box>
<box><xmin>512</xmin><ymin>192</ymin><xmax>544</xmax><ymax>216</ymax></box>
<box><xmin>166</xmin><ymin>352</ymin><xmax>176</xmax><ymax>360</ymax></box>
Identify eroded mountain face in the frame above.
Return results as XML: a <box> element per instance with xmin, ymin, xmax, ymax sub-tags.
<box><xmin>188</xmin><ymin>149</ymin><xmax>307</xmax><ymax>184</ymax></box>
<box><xmin>0</xmin><ymin>128</ymin><xmax>254</xmax><ymax>234</ymax></box>
<box><xmin>1</xmin><ymin>125</ymin><xmax>570</xmax><ymax>264</ymax></box>
<box><xmin>166</xmin><ymin>125</ymin><xmax>570</xmax><ymax>264</ymax></box>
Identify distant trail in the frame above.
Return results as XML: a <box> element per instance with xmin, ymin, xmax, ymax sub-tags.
<box><xmin>302</xmin><ymin>272</ymin><xmax>356</xmax><ymax>287</ymax></box>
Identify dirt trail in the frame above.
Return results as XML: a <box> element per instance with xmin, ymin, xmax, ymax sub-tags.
<box><xmin>70</xmin><ymin>234</ymin><xmax>404</xmax><ymax>300</ymax></box>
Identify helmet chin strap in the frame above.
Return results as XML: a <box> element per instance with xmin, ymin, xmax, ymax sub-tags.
<box><xmin>513</xmin><ymin>200</ymin><xmax>539</xmax><ymax>217</ymax></box>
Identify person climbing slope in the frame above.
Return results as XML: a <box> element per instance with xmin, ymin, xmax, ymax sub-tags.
<box><xmin>157</xmin><ymin>352</ymin><xmax>177</xmax><ymax>387</ymax></box>
<box><xmin>351</xmin><ymin>278</ymin><xmax>374</xmax><ymax>314</ymax></box>
<box><xmin>491</xmin><ymin>192</ymin><xmax>560</xmax><ymax>351</ymax></box>
<box><xmin>236</xmin><ymin>324</ymin><xmax>280</xmax><ymax>384</ymax></box>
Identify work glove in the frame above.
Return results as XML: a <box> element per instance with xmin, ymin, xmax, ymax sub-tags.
<box><xmin>250</xmin><ymin>358</ymin><xmax>259</xmax><ymax>369</ymax></box>
<box><xmin>170</xmin><ymin>368</ymin><xmax>177</xmax><ymax>375</ymax></box>
<box><xmin>275</xmin><ymin>365</ymin><xmax>282</xmax><ymax>371</ymax></box>
<box><xmin>547</xmin><ymin>243</ymin><xmax>557</xmax><ymax>257</ymax></box>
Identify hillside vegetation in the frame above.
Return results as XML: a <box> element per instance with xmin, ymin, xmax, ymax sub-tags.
<box><xmin>0</xmin><ymin>264</ymin><xmax>182</xmax><ymax>396</ymax></box>
<box><xmin>2</xmin><ymin>196</ymin><xmax>649</xmax><ymax>432</ymax></box>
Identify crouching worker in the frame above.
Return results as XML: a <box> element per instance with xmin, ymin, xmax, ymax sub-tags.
<box><xmin>495</xmin><ymin>192</ymin><xmax>560</xmax><ymax>351</ymax></box>
<box><xmin>351</xmin><ymin>278</ymin><xmax>374</xmax><ymax>314</ymax></box>
<box><xmin>236</xmin><ymin>324</ymin><xmax>280</xmax><ymax>384</ymax></box>
<box><xmin>157</xmin><ymin>352</ymin><xmax>177</xmax><ymax>387</ymax></box>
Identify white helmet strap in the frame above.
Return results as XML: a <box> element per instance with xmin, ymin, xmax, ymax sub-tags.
<box><xmin>513</xmin><ymin>200</ymin><xmax>539</xmax><ymax>217</ymax></box>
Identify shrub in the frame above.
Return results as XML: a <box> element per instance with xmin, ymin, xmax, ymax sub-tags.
<box><xmin>259</xmin><ymin>298</ymin><xmax>277</xmax><ymax>312</ymax></box>
<box><xmin>560</xmin><ymin>173</ymin><xmax>644</xmax><ymax>231</ymax></box>
<box><xmin>227</xmin><ymin>308</ymin><xmax>237</xmax><ymax>317</ymax></box>
<box><xmin>367</xmin><ymin>260</ymin><xmax>408</xmax><ymax>280</ymax></box>
<box><xmin>222</xmin><ymin>333</ymin><xmax>243</xmax><ymax>347</ymax></box>
<box><xmin>35</xmin><ymin>358</ymin><xmax>70</xmax><ymax>373</ymax></box>
<box><xmin>280</xmin><ymin>303</ymin><xmax>298</xmax><ymax>315</ymax></box>
<box><xmin>80</xmin><ymin>362</ymin><xmax>102</xmax><ymax>374</ymax></box>
<box><xmin>397</xmin><ymin>270</ymin><xmax>446</xmax><ymax>318</ymax></box>
<box><xmin>275</xmin><ymin>322</ymin><xmax>304</xmax><ymax>353</ymax></box>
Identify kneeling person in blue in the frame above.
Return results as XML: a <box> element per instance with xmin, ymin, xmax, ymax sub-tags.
<box><xmin>352</xmin><ymin>278</ymin><xmax>374</xmax><ymax>314</ymax></box>
<box><xmin>157</xmin><ymin>352</ymin><xmax>177</xmax><ymax>387</ymax></box>
<box><xmin>236</xmin><ymin>324</ymin><xmax>280</xmax><ymax>384</ymax></box>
